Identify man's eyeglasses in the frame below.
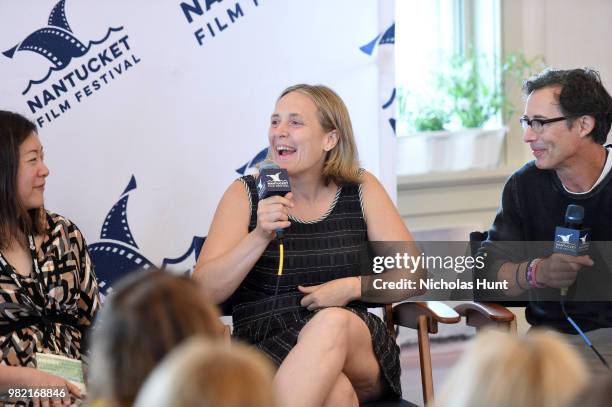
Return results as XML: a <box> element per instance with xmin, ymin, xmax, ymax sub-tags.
<box><xmin>519</xmin><ymin>115</ymin><xmax>571</xmax><ymax>133</ymax></box>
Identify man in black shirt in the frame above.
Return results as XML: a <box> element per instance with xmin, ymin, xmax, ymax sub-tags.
<box><xmin>480</xmin><ymin>68</ymin><xmax>612</xmax><ymax>373</ymax></box>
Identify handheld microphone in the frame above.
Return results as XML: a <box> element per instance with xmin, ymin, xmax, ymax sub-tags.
<box><xmin>564</xmin><ymin>204</ymin><xmax>584</xmax><ymax>230</ymax></box>
<box><xmin>256</xmin><ymin>159</ymin><xmax>292</xmax><ymax>238</ymax></box>
<box><xmin>553</xmin><ymin>204</ymin><xmax>590</xmax><ymax>295</ymax></box>
<box><xmin>554</xmin><ymin>206</ymin><xmax>608</xmax><ymax>369</ymax></box>
<box><xmin>258</xmin><ymin>159</ymin><xmax>291</xmax><ymax>342</ymax></box>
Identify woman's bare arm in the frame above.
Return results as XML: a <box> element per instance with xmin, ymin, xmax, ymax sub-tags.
<box><xmin>193</xmin><ymin>180</ymin><xmax>292</xmax><ymax>304</ymax></box>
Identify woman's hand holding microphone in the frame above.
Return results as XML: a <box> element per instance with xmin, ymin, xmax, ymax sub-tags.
<box><xmin>254</xmin><ymin>192</ymin><xmax>294</xmax><ymax>241</ymax></box>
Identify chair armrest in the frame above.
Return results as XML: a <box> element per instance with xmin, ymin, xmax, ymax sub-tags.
<box><xmin>454</xmin><ymin>302</ymin><xmax>515</xmax><ymax>331</ymax></box>
<box><xmin>392</xmin><ymin>301</ymin><xmax>461</xmax><ymax>334</ymax></box>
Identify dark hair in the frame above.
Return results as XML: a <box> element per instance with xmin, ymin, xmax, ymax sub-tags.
<box><xmin>522</xmin><ymin>68</ymin><xmax>612</xmax><ymax>144</ymax></box>
<box><xmin>0</xmin><ymin>111</ymin><xmax>45</xmax><ymax>249</ymax></box>
<box><xmin>88</xmin><ymin>269</ymin><xmax>225</xmax><ymax>407</ymax></box>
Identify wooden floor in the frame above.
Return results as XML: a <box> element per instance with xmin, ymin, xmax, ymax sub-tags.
<box><xmin>399</xmin><ymin>338</ymin><xmax>471</xmax><ymax>406</ymax></box>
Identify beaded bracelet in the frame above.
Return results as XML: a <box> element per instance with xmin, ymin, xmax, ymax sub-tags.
<box><xmin>527</xmin><ymin>258</ymin><xmax>545</xmax><ymax>288</ymax></box>
<box><xmin>526</xmin><ymin>259</ymin><xmax>537</xmax><ymax>288</ymax></box>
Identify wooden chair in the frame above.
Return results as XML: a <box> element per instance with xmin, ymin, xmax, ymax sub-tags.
<box><xmin>385</xmin><ymin>302</ymin><xmax>461</xmax><ymax>405</ymax></box>
<box><xmin>389</xmin><ymin>300</ymin><xmax>517</xmax><ymax>406</ymax></box>
<box><xmin>453</xmin><ymin>302</ymin><xmax>516</xmax><ymax>333</ymax></box>
<box><xmin>386</xmin><ymin>227</ymin><xmax>518</xmax><ymax>403</ymax></box>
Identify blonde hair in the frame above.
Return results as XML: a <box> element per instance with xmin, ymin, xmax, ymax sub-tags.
<box><xmin>88</xmin><ymin>270</ymin><xmax>225</xmax><ymax>407</ymax></box>
<box><xmin>134</xmin><ymin>337</ymin><xmax>275</xmax><ymax>407</ymax></box>
<box><xmin>279</xmin><ymin>84</ymin><xmax>360</xmax><ymax>185</ymax></box>
<box><xmin>434</xmin><ymin>329</ymin><xmax>588</xmax><ymax>407</ymax></box>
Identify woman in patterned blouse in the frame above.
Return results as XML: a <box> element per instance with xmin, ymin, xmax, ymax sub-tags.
<box><xmin>0</xmin><ymin>111</ymin><xmax>100</xmax><ymax>404</ymax></box>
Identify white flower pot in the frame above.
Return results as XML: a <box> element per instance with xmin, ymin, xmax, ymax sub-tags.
<box><xmin>397</xmin><ymin>127</ymin><xmax>507</xmax><ymax>175</ymax></box>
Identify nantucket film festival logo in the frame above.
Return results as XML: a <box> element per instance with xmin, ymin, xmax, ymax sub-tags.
<box><xmin>2</xmin><ymin>0</ymin><xmax>141</xmax><ymax>128</ymax></box>
<box><xmin>90</xmin><ymin>176</ymin><xmax>206</xmax><ymax>300</ymax></box>
<box><xmin>360</xmin><ymin>22</ymin><xmax>397</xmax><ymax>134</ymax></box>
<box><xmin>236</xmin><ymin>147</ymin><xmax>267</xmax><ymax>175</ymax></box>
<box><xmin>179</xmin><ymin>0</ymin><xmax>262</xmax><ymax>46</ymax></box>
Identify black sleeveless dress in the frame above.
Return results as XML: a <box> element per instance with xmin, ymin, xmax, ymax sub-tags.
<box><xmin>231</xmin><ymin>175</ymin><xmax>402</xmax><ymax>397</ymax></box>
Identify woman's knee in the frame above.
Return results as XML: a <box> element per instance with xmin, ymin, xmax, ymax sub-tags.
<box><xmin>298</xmin><ymin>308</ymin><xmax>353</xmax><ymax>347</ymax></box>
<box><xmin>322</xmin><ymin>373</ymin><xmax>359</xmax><ymax>407</ymax></box>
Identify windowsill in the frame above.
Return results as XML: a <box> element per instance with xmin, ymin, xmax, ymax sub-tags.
<box><xmin>397</xmin><ymin>165</ymin><xmax>514</xmax><ymax>191</ymax></box>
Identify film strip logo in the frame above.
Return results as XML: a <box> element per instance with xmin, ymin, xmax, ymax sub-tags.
<box><xmin>90</xmin><ymin>176</ymin><xmax>204</xmax><ymax>301</ymax></box>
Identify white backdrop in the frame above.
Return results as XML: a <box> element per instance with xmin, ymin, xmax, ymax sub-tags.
<box><xmin>0</xmin><ymin>0</ymin><xmax>396</xmax><ymax>294</ymax></box>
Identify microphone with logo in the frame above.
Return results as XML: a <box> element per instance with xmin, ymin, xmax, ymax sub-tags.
<box><xmin>256</xmin><ymin>159</ymin><xmax>292</xmax><ymax>341</ymax></box>
<box><xmin>256</xmin><ymin>159</ymin><xmax>292</xmax><ymax>239</ymax></box>
<box><xmin>553</xmin><ymin>204</ymin><xmax>590</xmax><ymax>296</ymax></box>
<box><xmin>552</xmin><ymin>205</ymin><xmax>609</xmax><ymax>370</ymax></box>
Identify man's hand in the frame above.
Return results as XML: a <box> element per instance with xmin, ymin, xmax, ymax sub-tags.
<box><xmin>537</xmin><ymin>253</ymin><xmax>594</xmax><ymax>288</ymax></box>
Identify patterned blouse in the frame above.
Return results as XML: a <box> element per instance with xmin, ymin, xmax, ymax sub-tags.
<box><xmin>0</xmin><ymin>211</ymin><xmax>100</xmax><ymax>367</ymax></box>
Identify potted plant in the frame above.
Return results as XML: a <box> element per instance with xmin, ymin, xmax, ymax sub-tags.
<box><xmin>397</xmin><ymin>50</ymin><xmax>544</xmax><ymax>174</ymax></box>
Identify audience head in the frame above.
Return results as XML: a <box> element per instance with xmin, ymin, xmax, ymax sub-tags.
<box><xmin>273</xmin><ymin>84</ymin><xmax>360</xmax><ymax>185</ymax></box>
<box><xmin>134</xmin><ymin>337</ymin><xmax>275</xmax><ymax>407</ymax></box>
<box><xmin>88</xmin><ymin>269</ymin><xmax>225</xmax><ymax>407</ymax></box>
<box><xmin>434</xmin><ymin>329</ymin><xmax>588</xmax><ymax>407</ymax></box>
<box><xmin>0</xmin><ymin>110</ymin><xmax>46</xmax><ymax>247</ymax></box>
<box><xmin>522</xmin><ymin>68</ymin><xmax>612</xmax><ymax>144</ymax></box>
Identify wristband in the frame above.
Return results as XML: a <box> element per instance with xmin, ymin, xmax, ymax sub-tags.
<box><xmin>515</xmin><ymin>263</ymin><xmax>526</xmax><ymax>290</ymax></box>
<box><xmin>527</xmin><ymin>258</ymin><xmax>545</xmax><ymax>288</ymax></box>
<box><xmin>532</xmin><ymin>258</ymin><xmax>545</xmax><ymax>288</ymax></box>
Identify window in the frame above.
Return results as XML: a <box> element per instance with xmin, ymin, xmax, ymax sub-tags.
<box><xmin>395</xmin><ymin>0</ymin><xmax>504</xmax><ymax>175</ymax></box>
<box><xmin>396</xmin><ymin>0</ymin><xmax>461</xmax><ymax>115</ymax></box>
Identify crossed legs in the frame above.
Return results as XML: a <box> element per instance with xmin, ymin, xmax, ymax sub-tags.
<box><xmin>273</xmin><ymin>308</ymin><xmax>385</xmax><ymax>407</ymax></box>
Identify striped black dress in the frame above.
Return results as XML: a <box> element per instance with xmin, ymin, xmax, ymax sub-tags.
<box><xmin>231</xmin><ymin>175</ymin><xmax>402</xmax><ymax>397</ymax></box>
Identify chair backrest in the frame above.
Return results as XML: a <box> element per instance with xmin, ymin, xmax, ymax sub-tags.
<box><xmin>470</xmin><ymin>230</ymin><xmax>527</xmax><ymax>307</ymax></box>
<box><xmin>469</xmin><ymin>231</ymin><xmax>488</xmax><ymax>257</ymax></box>
<box><xmin>464</xmin><ymin>231</ymin><xmax>517</xmax><ymax>332</ymax></box>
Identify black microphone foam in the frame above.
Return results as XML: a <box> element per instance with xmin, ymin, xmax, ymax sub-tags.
<box><xmin>565</xmin><ymin>204</ymin><xmax>584</xmax><ymax>229</ymax></box>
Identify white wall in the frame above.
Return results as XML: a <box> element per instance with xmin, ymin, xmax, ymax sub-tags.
<box><xmin>0</xmin><ymin>0</ymin><xmax>393</xmax><ymax>294</ymax></box>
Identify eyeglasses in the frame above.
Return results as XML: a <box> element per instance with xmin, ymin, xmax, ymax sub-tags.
<box><xmin>519</xmin><ymin>115</ymin><xmax>571</xmax><ymax>133</ymax></box>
